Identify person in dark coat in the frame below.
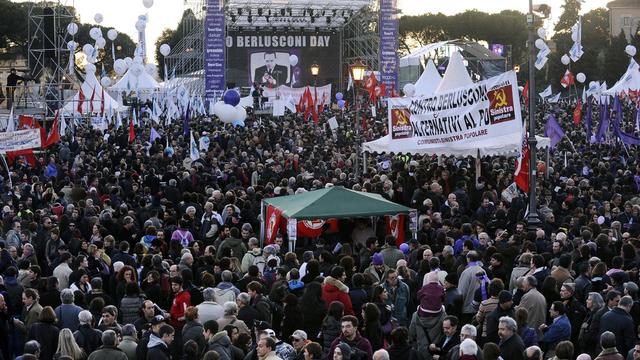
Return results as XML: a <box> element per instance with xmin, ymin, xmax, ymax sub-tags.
<box><xmin>599</xmin><ymin>296</ymin><xmax>636</xmax><ymax>356</ymax></box>
<box><xmin>560</xmin><ymin>283</ymin><xmax>586</xmax><ymax>343</ymax></box>
<box><xmin>87</xmin><ymin>330</ymin><xmax>128</xmax><ymax>360</ymax></box>
<box><xmin>429</xmin><ymin>315</ymin><xmax>460</xmax><ymax>358</ymax></box>
<box><xmin>387</xmin><ymin>327</ymin><xmax>414</xmax><ymax>360</ymax></box>
<box><xmin>444</xmin><ymin>273</ymin><xmax>463</xmax><ymax>320</ymax></box>
<box><xmin>146</xmin><ymin>324</ymin><xmax>175</xmax><ymax>360</ymax></box>
<box><xmin>497</xmin><ymin>316</ymin><xmax>525</xmax><ymax>360</ymax></box>
<box><xmin>182</xmin><ymin>307</ymin><xmax>206</xmax><ymax>355</ymax></box>
<box><xmin>28</xmin><ymin>306</ymin><xmax>59</xmax><ymax>360</ymax></box>
<box><xmin>484</xmin><ymin>291</ymin><xmax>515</xmax><ymax>346</ymax></box>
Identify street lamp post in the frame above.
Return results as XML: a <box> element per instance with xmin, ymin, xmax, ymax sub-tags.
<box><xmin>350</xmin><ymin>59</ymin><xmax>367</xmax><ymax>180</ymax></box>
<box><xmin>311</xmin><ymin>62</ymin><xmax>319</xmax><ymax>112</ymax></box>
<box><xmin>526</xmin><ymin>0</ymin><xmax>541</xmax><ymax>231</ymax></box>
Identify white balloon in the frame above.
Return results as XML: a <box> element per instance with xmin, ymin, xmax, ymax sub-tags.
<box><xmin>82</xmin><ymin>44</ymin><xmax>95</xmax><ymax>56</ymax></box>
<box><xmin>89</xmin><ymin>27</ymin><xmax>102</xmax><ymax>40</ymax></box>
<box><xmin>114</xmin><ymin>59</ymin><xmax>127</xmax><ymax>75</ymax></box>
<box><xmin>626</xmin><ymin>44</ymin><xmax>637</xmax><ymax>57</ymax></box>
<box><xmin>85</xmin><ymin>63</ymin><xmax>96</xmax><ymax>74</ymax></box>
<box><xmin>571</xmin><ymin>32</ymin><xmax>578</xmax><ymax>42</ymax></box>
<box><xmin>576</xmin><ymin>73</ymin><xmax>586</xmax><ymax>83</ymax></box>
<box><xmin>95</xmin><ymin>37</ymin><xmax>106</xmax><ymax>49</ymax></box>
<box><xmin>124</xmin><ymin>57</ymin><xmax>133</xmax><ymax>66</ymax></box>
<box><xmin>289</xmin><ymin>54</ymin><xmax>298</xmax><ymax>66</ymax></box>
<box><xmin>235</xmin><ymin>105</ymin><xmax>247</xmax><ymax>122</ymax></box>
<box><xmin>143</xmin><ymin>0</ymin><xmax>154</xmax><ymax>8</ymax></box>
<box><xmin>100</xmin><ymin>77</ymin><xmax>112</xmax><ymax>87</ymax></box>
<box><xmin>159</xmin><ymin>44</ymin><xmax>171</xmax><ymax>57</ymax></box>
<box><xmin>94</xmin><ymin>13</ymin><xmax>104</xmax><ymax>24</ymax></box>
<box><xmin>403</xmin><ymin>83</ymin><xmax>416</xmax><ymax>97</ymax></box>
<box><xmin>129</xmin><ymin>63</ymin><xmax>144</xmax><ymax>77</ymax></box>
<box><xmin>135</xmin><ymin>19</ymin><xmax>146</xmax><ymax>32</ymax></box>
<box><xmin>561</xmin><ymin>54</ymin><xmax>570</xmax><ymax>65</ymax></box>
<box><xmin>537</xmin><ymin>28</ymin><xmax>546</xmax><ymax>39</ymax></box>
<box><xmin>133</xmin><ymin>56</ymin><xmax>143</xmax><ymax>64</ymax></box>
<box><xmin>145</xmin><ymin>63</ymin><xmax>156</xmax><ymax>76</ymax></box>
<box><xmin>535</xmin><ymin>39</ymin><xmax>545</xmax><ymax>50</ymax></box>
<box><xmin>212</xmin><ymin>101</ymin><xmax>225</xmax><ymax>115</ymax></box>
<box><xmin>216</xmin><ymin>104</ymin><xmax>238</xmax><ymax>124</ymax></box>
<box><xmin>86</xmin><ymin>56</ymin><xmax>97</xmax><ymax>64</ymax></box>
<box><xmin>107</xmin><ymin>29</ymin><xmax>118</xmax><ymax>41</ymax></box>
<box><xmin>67</xmin><ymin>22</ymin><xmax>79</xmax><ymax>36</ymax></box>
<box><xmin>67</xmin><ymin>41</ymin><xmax>77</xmax><ymax>50</ymax></box>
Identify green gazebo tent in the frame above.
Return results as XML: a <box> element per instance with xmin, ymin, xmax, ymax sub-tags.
<box><xmin>260</xmin><ymin>186</ymin><xmax>415</xmax><ymax>250</ymax></box>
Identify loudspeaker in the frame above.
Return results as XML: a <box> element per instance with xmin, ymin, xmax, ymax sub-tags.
<box><xmin>42</xmin><ymin>7</ymin><xmax>56</xmax><ymax>59</ymax></box>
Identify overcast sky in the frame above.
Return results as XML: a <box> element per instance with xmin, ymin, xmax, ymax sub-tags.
<box><xmin>13</xmin><ymin>0</ymin><xmax>611</xmax><ymax>63</ymax></box>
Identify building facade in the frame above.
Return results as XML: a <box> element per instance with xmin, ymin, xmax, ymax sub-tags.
<box><xmin>608</xmin><ymin>0</ymin><xmax>640</xmax><ymax>40</ymax></box>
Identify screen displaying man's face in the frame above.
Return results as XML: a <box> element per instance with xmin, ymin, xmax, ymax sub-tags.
<box><xmin>265</xmin><ymin>54</ymin><xmax>276</xmax><ymax>71</ymax></box>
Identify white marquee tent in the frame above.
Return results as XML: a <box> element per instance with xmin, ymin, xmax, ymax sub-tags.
<box><xmin>62</xmin><ymin>66</ymin><xmax>121</xmax><ymax>115</ymax></box>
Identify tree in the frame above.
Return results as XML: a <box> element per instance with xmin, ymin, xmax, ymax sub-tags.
<box><xmin>154</xmin><ymin>9</ymin><xmax>198</xmax><ymax>79</ymax></box>
<box><xmin>554</xmin><ymin>0</ymin><xmax>583</xmax><ymax>33</ymax></box>
<box><xmin>604</xmin><ymin>30</ymin><xmax>630</xmax><ymax>85</ymax></box>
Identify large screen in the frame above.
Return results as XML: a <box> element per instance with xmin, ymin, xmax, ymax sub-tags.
<box><xmin>225</xmin><ymin>31</ymin><xmax>341</xmax><ymax>88</ymax></box>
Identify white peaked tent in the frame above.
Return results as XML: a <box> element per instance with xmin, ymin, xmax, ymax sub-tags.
<box><xmin>434</xmin><ymin>51</ymin><xmax>474</xmax><ymax>94</ymax></box>
<box><xmin>414</xmin><ymin>59</ymin><xmax>442</xmax><ymax>97</ymax></box>
<box><xmin>604</xmin><ymin>59</ymin><xmax>640</xmax><ymax>95</ymax></box>
<box><xmin>111</xmin><ymin>68</ymin><xmax>160</xmax><ymax>92</ymax></box>
<box><xmin>62</xmin><ymin>67</ymin><xmax>121</xmax><ymax>115</ymax></box>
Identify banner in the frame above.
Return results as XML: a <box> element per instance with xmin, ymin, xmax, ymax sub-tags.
<box><xmin>379</xmin><ymin>0</ymin><xmax>399</xmax><ymax>90</ymax></box>
<box><xmin>0</xmin><ymin>129</ymin><xmax>43</xmax><ymax>153</ymax></box>
<box><xmin>264</xmin><ymin>205</ymin><xmax>283</xmax><ymax>245</ymax></box>
<box><xmin>225</xmin><ymin>31</ymin><xmax>340</xmax><ymax>88</ymax></box>
<box><xmin>387</xmin><ymin>71</ymin><xmax>522</xmax><ymax>156</ymax></box>
<box><xmin>296</xmin><ymin>219</ymin><xmax>339</xmax><ymax>238</ymax></box>
<box><xmin>204</xmin><ymin>0</ymin><xmax>226</xmax><ymax>100</ymax></box>
<box><xmin>263</xmin><ymin>85</ymin><xmax>332</xmax><ymax>106</ymax></box>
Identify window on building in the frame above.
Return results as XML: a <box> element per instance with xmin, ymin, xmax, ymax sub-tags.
<box><xmin>623</xmin><ymin>16</ymin><xmax>631</xmax><ymax>26</ymax></box>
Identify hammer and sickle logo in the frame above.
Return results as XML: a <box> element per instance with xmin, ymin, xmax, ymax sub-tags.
<box><xmin>494</xmin><ymin>89</ymin><xmax>508</xmax><ymax>107</ymax></box>
<box><xmin>394</xmin><ymin>109</ymin><xmax>409</xmax><ymax>125</ymax></box>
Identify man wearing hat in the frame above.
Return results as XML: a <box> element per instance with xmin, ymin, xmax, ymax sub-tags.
<box><xmin>364</xmin><ymin>253</ymin><xmax>390</xmax><ymax>284</ymax></box>
<box><xmin>560</xmin><ymin>283</ymin><xmax>586</xmax><ymax>343</ymax></box>
<box><xmin>444</xmin><ymin>273</ymin><xmax>463</xmax><ymax>320</ymax></box>
<box><xmin>485</xmin><ymin>290</ymin><xmax>514</xmax><ymax>345</ymax></box>
<box><xmin>290</xmin><ymin>330</ymin><xmax>309</xmax><ymax>360</ymax></box>
<box><xmin>135</xmin><ymin>314</ymin><xmax>166</xmax><ymax>360</ymax></box>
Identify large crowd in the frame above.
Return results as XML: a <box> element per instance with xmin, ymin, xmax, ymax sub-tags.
<box><xmin>0</xmin><ymin>90</ymin><xmax>639</xmax><ymax>360</ymax></box>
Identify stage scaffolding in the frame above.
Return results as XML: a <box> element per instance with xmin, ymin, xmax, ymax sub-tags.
<box><xmin>164</xmin><ymin>0</ymin><xmax>379</xmax><ymax>95</ymax></box>
<box><xmin>26</xmin><ymin>0</ymin><xmax>76</xmax><ymax>117</ymax></box>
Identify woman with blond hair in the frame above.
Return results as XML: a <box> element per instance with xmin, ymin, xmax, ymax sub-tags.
<box><xmin>54</xmin><ymin>328</ymin><xmax>86</xmax><ymax>360</ymax></box>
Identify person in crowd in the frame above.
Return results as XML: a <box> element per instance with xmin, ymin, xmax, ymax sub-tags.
<box><xmin>498</xmin><ymin>316</ymin><xmax>524</xmax><ymax>360</ymax></box>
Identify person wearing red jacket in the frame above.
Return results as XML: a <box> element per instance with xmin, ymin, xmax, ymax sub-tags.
<box><xmin>322</xmin><ymin>266</ymin><xmax>354</xmax><ymax>315</ymax></box>
<box><xmin>169</xmin><ymin>276</ymin><xmax>191</xmax><ymax>331</ymax></box>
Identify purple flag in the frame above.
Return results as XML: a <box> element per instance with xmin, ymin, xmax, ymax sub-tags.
<box><xmin>544</xmin><ymin>113</ymin><xmax>565</xmax><ymax>149</ymax></box>
<box><xmin>183</xmin><ymin>103</ymin><xmax>190</xmax><ymax>137</ymax></box>
<box><xmin>150</xmin><ymin>127</ymin><xmax>161</xmax><ymax>143</ymax></box>
<box><xmin>584</xmin><ymin>98</ymin><xmax>592</xmax><ymax>141</ymax></box>
<box><xmin>596</xmin><ymin>100</ymin><xmax>609</xmax><ymax>143</ymax></box>
<box><xmin>611</xmin><ymin>97</ymin><xmax>640</xmax><ymax>145</ymax></box>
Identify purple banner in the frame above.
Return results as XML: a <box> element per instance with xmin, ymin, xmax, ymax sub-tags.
<box><xmin>204</xmin><ymin>0</ymin><xmax>225</xmax><ymax>100</ymax></box>
<box><xmin>379</xmin><ymin>0</ymin><xmax>398</xmax><ymax>92</ymax></box>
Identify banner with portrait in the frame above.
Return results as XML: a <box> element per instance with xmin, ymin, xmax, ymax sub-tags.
<box><xmin>387</xmin><ymin>71</ymin><xmax>523</xmax><ymax>157</ymax></box>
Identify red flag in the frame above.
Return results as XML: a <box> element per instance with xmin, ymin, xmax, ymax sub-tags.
<box><xmin>365</xmin><ymin>73</ymin><xmax>378</xmax><ymax>102</ymax></box>
<box><xmin>265</xmin><ymin>205</ymin><xmax>283</xmax><ymax>245</ymax></box>
<box><xmin>514</xmin><ymin>131</ymin><xmax>530</xmax><ymax>193</ymax></box>
<box><xmin>523</xmin><ymin>81</ymin><xmax>529</xmax><ymax>106</ymax></box>
<box><xmin>129</xmin><ymin>119</ymin><xmax>135</xmax><ymax>143</ymax></box>
<box><xmin>385</xmin><ymin>215</ymin><xmax>406</xmax><ymax>245</ymax></box>
<box><xmin>44</xmin><ymin>112</ymin><xmax>60</xmax><ymax>147</ymax></box>
<box><xmin>101</xmin><ymin>87</ymin><xmax>105</xmax><ymax>116</ymax></box>
<box><xmin>296</xmin><ymin>89</ymin><xmax>306</xmax><ymax>112</ymax></box>
<box><xmin>390</xmin><ymin>84</ymin><xmax>399</xmax><ymax>98</ymax></box>
<box><xmin>560</xmin><ymin>70</ymin><xmax>575</xmax><ymax>88</ymax></box>
<box><xmin>77</xmin><ymin>88</ymin><xmax>85</xmax><ymax>114</ymax></box>
<box><xmin>573</xmin><ymin>100</ymin><xmax>582</xmax><ymax>125</ymax></box>
<box><xmin>18</xmin><ymin>115</ymin><xmax>35</xmax><ymax>129</ymax></box>
<box><xmin>296</xmin><ymin>219</ymin><xmax>338</xmax><ymax>238</ymax></box>
<box><xmin>89</xmin><ymin>87</ymin><xmax>96</xmax><ymax>113</ymax></box>
<box><xmin>6</xmin><ymin>149</ymin><xmax>36</xmax><ymax>167</ymax></box>
<box><xmin>303</xmin><ymin>87</ymin><xmax>313</xmax><ymax>121</ymax></box>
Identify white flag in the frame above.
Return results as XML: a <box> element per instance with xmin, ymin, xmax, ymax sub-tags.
<box><xmin>6</xmin><ymin>106</ymin><xmax>15</xmax><ymax>132</ymax></box>
<box><xmin>539</xmin><ymin>85</ymin><xmax>552</xmax><ymax>99</ymax></box>
<box><xmin>60</xmin><ymin>112</ymin><xmax>67</xmax><ymax>136</ymax></box>
<box><xmin>547</xmin><ymin>92</ymin><xmax>561</xmax><ymax>103</ymax></box>
<box><xmin>190</xmin><ymin>131</ymin><xmax>200</xmax><ymax>161</ymax></box>
<box><xmin>347</xmin><ymin>73</ymin><xmax>353</xmax><ymax>91</ymax></box>
<box><xmin>582</xmin><ymin>86</ymin><xmax>587</xmax><ymax>103</ymax></box>
<box><xmin>115</xmin><ymin>111</ymin><xmax>122</xmax><ymax>129</ymax></box>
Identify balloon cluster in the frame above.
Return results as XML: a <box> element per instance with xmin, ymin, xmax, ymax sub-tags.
<box><xmin>335</xmin><ymin>92</ymin><xmax>345</xmax><ymax>109</ymax></box>
<box><xmin>213</xmin><ymin>90</ymin><xmax>247</xmax><ymax>127</ymax></box>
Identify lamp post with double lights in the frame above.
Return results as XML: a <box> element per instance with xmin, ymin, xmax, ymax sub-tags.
<box><xmin>349</xmin><ymin>59</ymin><xmax>367</xmax><ymax>179</ymax></box>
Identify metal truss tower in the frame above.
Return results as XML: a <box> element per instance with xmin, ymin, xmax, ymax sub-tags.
<box><xmin>340</xmin><ymin>3</ymin><xmax>380</xmax><ymax>90</ymax></box>
<box><xmin>27</xmin><ymin>0</ymin><xmax>76</xmax><ymax>117</ymax></box>
<box><xmin>164</xmin><ymin>0</ymin><xmax>206</xmax><ymax>93</ymax></box>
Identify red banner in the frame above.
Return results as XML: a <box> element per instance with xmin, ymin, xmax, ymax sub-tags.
<box><xmin>297</xmin><ymin>219</ymin><xmax>338</xmax><ymax>238</ymax></box>
<box><xmin>385</xmin><ymin>214</ymin><xmax>405</xmax><ymax>245</ymax></box>
<box><xmin>264</xmin><ymin>205</ymin><xmax>283</xmax><ymax>245</ymax></box>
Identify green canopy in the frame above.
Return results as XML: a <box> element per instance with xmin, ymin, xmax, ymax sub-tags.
<box><xmin>263</xmin><ymin>186</ymin><xmax>413</xmax><ymax>220</ymax></box>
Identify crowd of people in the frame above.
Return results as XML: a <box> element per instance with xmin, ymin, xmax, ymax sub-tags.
<box><xmin>0</xmin><ymin>89</ymin><xmax>638</xmax><ymax>360</ymax></box>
